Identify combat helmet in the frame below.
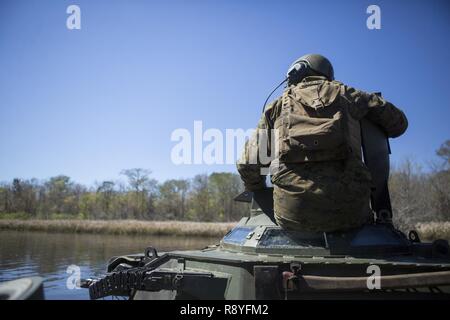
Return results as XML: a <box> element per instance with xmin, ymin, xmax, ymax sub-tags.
<box><xmin>287</xmin><ymin>54</ymin><xmax>334</xmax><ymax>85</ymax></box>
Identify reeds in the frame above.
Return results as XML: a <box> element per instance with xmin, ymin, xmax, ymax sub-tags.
<box><xmin>415</xmin><ymin>222</ymin><xmax>450</xmax><ymax>241</ymax></box>
<box><xmin>0</xmin><ymin>219</ymin><xmax>236</xmax><ymax>237</ymax></box>
<box><xmin>2</xmin><ymin>219</ymin><xmax>449</xmax><ymax>241</ymax></box>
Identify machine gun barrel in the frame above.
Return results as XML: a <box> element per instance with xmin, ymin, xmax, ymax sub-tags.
<box><xmin>85</xmin><ymin>268</ymin><xmax>215</xmax><ymax>300</ymax></box>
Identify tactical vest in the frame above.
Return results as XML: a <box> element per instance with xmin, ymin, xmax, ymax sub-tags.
<box><xmin>274</xmin><ymin>79</ymin><xmax>362</xmax><ymax>163</ymax></box>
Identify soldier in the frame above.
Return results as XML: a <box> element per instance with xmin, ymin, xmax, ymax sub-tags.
<box><xmin>237</xmin><ymin>54</ymin><xmax>408</xmax><ymax>233</ymax></box>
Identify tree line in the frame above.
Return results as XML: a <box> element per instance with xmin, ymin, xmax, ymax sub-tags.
<box><xmin>0</xmin><ymin>170</ymin><xmax>248</xmax><ymax>222</ymax></box>
<box><xmin>1</xmin><ymin>140</ymin><xmax>449</xmax><ymax>228</ymax></box>
<box><xmin>390</xmin><ymin>140</ymin><xmax>450</xmax><ymax>230</ymax></box>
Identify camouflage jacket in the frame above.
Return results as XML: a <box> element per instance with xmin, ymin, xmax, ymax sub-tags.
<box><xmin>237</xmin><ymin>76</ymin><xmax>407</xmax><ymax>232</ymax></box>
<box><xmin>237</xmin><ymin>76</ymin><xmax>408</xmax><ymax>192</ymax></box>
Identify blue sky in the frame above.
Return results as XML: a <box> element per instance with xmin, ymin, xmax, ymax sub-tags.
<box><xmin>0</xmin><ymin>0</ymin><xmax>449</xmax><ymax>185</ymax></box>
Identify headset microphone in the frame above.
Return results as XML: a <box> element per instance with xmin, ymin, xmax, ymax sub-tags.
<box><xmin>261</xmin><ymin>78</ymin><xmax>288</xmax><ymax>129</ymax></box>
<box><xmin>261</xmin><ymin>78</ymin><xmax>288</xmax><ymax>113</ymax></box>
<box><xmin>260</xmin><ymin>61</ymin><xmax>308</xmax><ymax>127</ymax></box>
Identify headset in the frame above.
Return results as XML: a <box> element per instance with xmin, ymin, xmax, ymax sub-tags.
<box><xmin>286</xmin><ymin>60</ymin><xmax>309</xmax><ymax>86</ymax></box>
<box><xmin>261</xmin><ymin>60</ymin><xmax>310</xmax><ymax>127</ymax></box>
<box><xmin>262</xmin><ymin>60</ymin><xmax>310</xmax><ymax>113</ymax></box>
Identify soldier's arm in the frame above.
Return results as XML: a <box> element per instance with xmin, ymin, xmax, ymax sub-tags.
<box><xmin>342</xmin><ymin>85</ymin><xmax>408</xmax><ymax>138</ymax></box>
<box><xmin>236</xmin><ymin>99</ymin><xmax>281</xmax><ymax>191</ymax></box>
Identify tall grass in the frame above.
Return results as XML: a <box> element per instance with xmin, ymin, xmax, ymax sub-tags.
<box><xmin>0</xmin><ymin>219</ymin><xmax>236</xmax><ymax>237</ymax></box>
<box><xmin>416</xmin><ymin>222</ymin><xmax>450</xmax><ymax>241</ymax></box>
<box><xmin>2</xmin><ymin>219</ymin><xmax>449</xmax><ymax>241</ymax></box>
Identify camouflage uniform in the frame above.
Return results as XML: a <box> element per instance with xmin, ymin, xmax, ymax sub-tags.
<box><xmin>237</xmin><ymin>76</ymin><xmax>408</xmax><ymax>232</ymax></box>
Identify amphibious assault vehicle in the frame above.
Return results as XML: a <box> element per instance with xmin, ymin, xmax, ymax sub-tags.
<box><xmin>81</xmin><ymin>119</ymin><xmax>450</xmax><ymax>299</ymax></box>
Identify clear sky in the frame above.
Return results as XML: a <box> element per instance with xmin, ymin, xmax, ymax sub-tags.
<box><xmin>0</xmin><ymin>0</ymin><xmax>449</xmax><ymax>185</ymax></box>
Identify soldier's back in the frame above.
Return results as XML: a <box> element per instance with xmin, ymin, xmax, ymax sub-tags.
<box><xmin>272</xmin><ymin>158</ymin><xmax>373</xmax><ymax>233</ymax></box>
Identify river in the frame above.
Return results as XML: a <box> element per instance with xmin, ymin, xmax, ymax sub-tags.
<box><xmin>0</xmin><ymin>230</ymin><xmax>219</xmax><ymax>300</ymax></box>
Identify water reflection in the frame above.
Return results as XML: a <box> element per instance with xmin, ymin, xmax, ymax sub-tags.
<box><xmin>0</xmin><ymin>230</ymin><xmax>219</xmax><ymax>299</ymax></box>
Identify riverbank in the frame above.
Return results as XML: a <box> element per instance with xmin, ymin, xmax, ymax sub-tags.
<box><xmin>1</xmin><ymin>219</ymin><xmax>449</xmax><ymax>240</ymax></box>
<box><xmin>0</xmin><ymin>219</ymin><xmax>237</xmax><ymax>237</ymax></box>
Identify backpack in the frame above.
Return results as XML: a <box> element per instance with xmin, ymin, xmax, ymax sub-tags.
<box><xmin>274</xmin><ymin>79</ymin><xmax>361</xmax><ymax>163</ymax></box>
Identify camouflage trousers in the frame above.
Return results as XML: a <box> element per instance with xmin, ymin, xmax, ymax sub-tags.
<box><xmin>272</xmin><ymin>158</ymin><xmax>373</xmax><ymax>233</ymax></box>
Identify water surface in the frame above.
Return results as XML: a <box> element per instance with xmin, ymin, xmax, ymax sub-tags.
<box><xmin>0</xmin><ymin>230</ymin><xmax>219</xmax><ymax>299</ymax></box>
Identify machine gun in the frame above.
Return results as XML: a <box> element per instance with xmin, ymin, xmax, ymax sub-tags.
<box><xmin>82</xmin><ymin>268</ymin><xmax>217</xmax><ymax>300</ymax></box>
<box><xmin>80</xmin><ymin>248</ymin><xmax>226</xmax><ymax>300</ymax></box>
